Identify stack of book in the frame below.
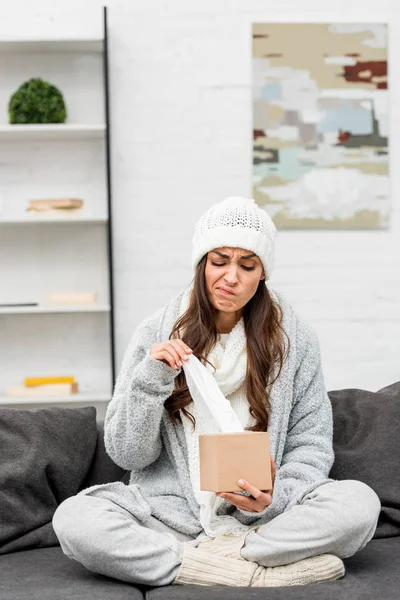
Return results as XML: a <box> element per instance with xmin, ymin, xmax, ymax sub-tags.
<box><xmin>46</xmin><ymin>292</ymin><xmax>97</xmax><ymax>305</ymax></box>
<box><xmin>6</xmin><ymin>376</ymin><xmax>79</xmax><ymax>397</ymax></box>
<box><xmin>27</xmin><ymin>198</ymin><xmax>84</xmax><ymax>214</ymax></box>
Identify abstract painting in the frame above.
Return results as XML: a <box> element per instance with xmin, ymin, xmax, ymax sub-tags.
<box><xmin>252</xmin><ymin>23</ymin><xmax>389</xmax><ymax>228</ymax></box>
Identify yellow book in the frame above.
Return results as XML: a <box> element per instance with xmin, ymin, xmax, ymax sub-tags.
<box><xmin>24</xmin><ymin>376</ymin><xmax>76</xmax><ymax>387</ymax></box>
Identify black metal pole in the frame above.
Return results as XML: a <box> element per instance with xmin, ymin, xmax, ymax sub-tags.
<box><xmin>102</xmin><ymin>5</ymin><xmax>116</xmax><ymax>388</ymax></box>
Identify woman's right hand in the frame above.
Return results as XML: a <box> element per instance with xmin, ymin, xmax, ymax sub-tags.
<box><xmin>150</xmin><ymin>340</ymin><xmax>192</xmax><ymax>370</ymax></box>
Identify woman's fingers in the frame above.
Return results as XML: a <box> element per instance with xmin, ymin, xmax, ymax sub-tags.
<box><xmin>237</xmin><ymin>479</ymin><xmax>263</xmax><ymax>501</ymax></box>
<box><xmin>151</xmin><ymin>340</ymin><xmax>193</xmax><ymax>369</ymax></box>
<box><xmin>217</xmin><ymin>492</ymin><xmax>258</xmax><ymax>511</ymax></box>
<box><xmin>170</xmin><ymin>339</ymin><xmax>193</xmax><ymax>361</ymax></box>
<box><xmin>167</xmin><ymin>340</ymin><xmax>192</xmax><ymax>368</ymax></box>
<box><xmin>151</xmin><ymin>344</ymin><xmax>180</xmax><ymax>369</ymax></box>
<box><xmin>159</xmin><ymin>349</ymin><xmax>181</xmax><ymax>369</ymax></box>
<box><xmin>174</xmin><ymin>339</ymin><xmax>192</xmax><ymax>355</ymax></box>
<box><xmin>216</xmin><ymin>476</ymin><xmax>274</xmax><ymax>512</ymax></box>
<box><xmin>217</xmin><ymin>490</ymin><xmax>272</xmax><ymax>513</ymax></box>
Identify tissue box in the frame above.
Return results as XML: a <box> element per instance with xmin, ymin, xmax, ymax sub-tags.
<box><xmin>199</xmin><ymin>431</ymin><xmax>271</xmax><ymax>493</ymax></box>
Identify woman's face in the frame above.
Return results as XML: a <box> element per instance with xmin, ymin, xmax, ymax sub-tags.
<box><xmin>204</xmin><ymin>247</ymin><xmax>265</xmax><ymax>314</ymax></box>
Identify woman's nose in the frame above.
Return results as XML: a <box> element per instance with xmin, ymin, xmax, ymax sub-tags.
<box><xmin>223</xmin><ymin>266</ymin><xmax>239</xmax><ymax>284</ymax></box>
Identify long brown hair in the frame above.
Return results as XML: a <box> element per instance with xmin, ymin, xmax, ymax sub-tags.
<box><xmin>165</xmin><ymin>255</ymin><xmax>289</xmax><ymax>431</ymax></box>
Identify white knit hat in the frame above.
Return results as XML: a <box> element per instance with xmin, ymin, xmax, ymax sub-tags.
<box><xmin>192</xmin><ymin>196</ymin><xmax>276</xmax><ymax>279</ymax></box>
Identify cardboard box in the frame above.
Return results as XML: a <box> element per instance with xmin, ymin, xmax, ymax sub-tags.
<box><xmin>199</xmin><ymin>431</ymin><xmax>271</xmax><ymax>493</ymax></box>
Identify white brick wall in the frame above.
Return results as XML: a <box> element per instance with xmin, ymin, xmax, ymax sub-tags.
<box><xmin>1</xmin><ymin>0</ymin><xmax>399</xmax><ymax>393</ymax></box>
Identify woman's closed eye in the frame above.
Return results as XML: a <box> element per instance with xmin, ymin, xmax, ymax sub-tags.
<box><xmin>211</xmin><ymin>262</ymin><xmax>255</xmax><ymax>271</ymax></box>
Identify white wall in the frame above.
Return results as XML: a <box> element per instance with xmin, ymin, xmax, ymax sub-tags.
<box><xmin>1</xmin><ymin>0</ymin><xmax>399</xmax><ymax>393</ymax></box>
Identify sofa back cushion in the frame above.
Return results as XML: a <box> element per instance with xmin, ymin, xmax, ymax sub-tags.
<box><xmin>82</xmin><ymin>421</ymin><xmax>128</xmax><ymax>488</ymax></box>
<box><xmin>0</xmin><ymin>406</ymin><xmax>97</xmax><ymax>554</ymax></box>
<box><xmin>329</xmin><ymin>381</ymin><xmax>400</xmax><ymax>538</ymax></box>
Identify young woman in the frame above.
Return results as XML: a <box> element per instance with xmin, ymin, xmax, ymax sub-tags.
<box><xmin>54</xmin><ymin>197</ymin><xmax>381</xmax><ymax>588</ymax></box>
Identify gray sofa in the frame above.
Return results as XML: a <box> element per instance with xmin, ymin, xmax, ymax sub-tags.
<box><xmin>1</xmin><ymin>382</ymin><xmax>399</xmax><ymax>600</ymax></box>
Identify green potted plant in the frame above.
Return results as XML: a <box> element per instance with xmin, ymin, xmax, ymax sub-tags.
<box><xmin>8</xmin><ymin>77</ymin><xmax>67</xmax><ymax>124</ymax></box>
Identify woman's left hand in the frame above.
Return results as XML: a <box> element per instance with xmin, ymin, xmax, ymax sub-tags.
<box><xmin>216</xmin><ymin>456</ymin><xmax>277</xmax><ymax>513</ymax></box>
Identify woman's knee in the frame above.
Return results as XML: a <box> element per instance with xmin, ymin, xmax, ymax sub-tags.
<box><xmin>319</xmin><ymin>479</ymin><xmax>380</xmax><ymax>520</ymax></box>
<box><xmin>315</xmin><ymin>479</ymin><xmax>380</xmax><ymax>540</ymax></box>
<box><xmin>330</xmin><ymin>480</ymin><xmax>381</xmax><ymax>555</ymax></box>
<box><xmin>342</xmin><ymin>480</ymin><xmax>381</xmax><ymax>527</ymax></box>
<box><xmin>53</xmin><ymin>495</ymin><xmax>96</xmax><ymax>553</ymax></box>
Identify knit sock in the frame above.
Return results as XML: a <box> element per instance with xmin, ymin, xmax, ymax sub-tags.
<box><xmin>174</xmin><ymin>545</ymin><xmax>257</xmax><ymax>586</ymax></box>
<box><xmin>196</xmin><ymin>533</ymin><xmax>247</xmax><ymax>561</ymax></box>
<box><xmin>174</xmin><ymin>546</ymin><xmax>345</xmax><ymax>587</ymax></box>
<box><xmin>251</xmin><ymin>554</ymin><xmax>345</xmax><ymax>587</ymax></box>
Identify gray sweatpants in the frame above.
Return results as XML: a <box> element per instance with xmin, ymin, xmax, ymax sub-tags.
<box><xmin>53</xmin><ymin>479</ymin><xmax>380</xmax><ymax>587</ymax></box>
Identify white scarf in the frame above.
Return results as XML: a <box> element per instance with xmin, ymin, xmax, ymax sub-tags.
<box><xmin>179</xmin><ymin>285</ymin><xmax>252</xmax><ymax>537</ymax></box>
<box><xmin>179</xmin><ymin>285</ymin><xmax>247</xmax><ymax>395</ymax></box>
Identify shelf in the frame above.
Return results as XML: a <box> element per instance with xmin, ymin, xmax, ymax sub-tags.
<box><xmin>0</xmin><ymin>392</ymin><xmax>111</xmax><ymax>405</ymax></box>
<box><xmin>0</xmin><ymin>39</ymin><xmax>103</xmax><ymax>53</ymax></box>
<box><xmin>0</xmin><ymin>215</ymin><xmax>108</xmax><ymax>225</ymax></box>
<box><xmin>0</xmin><ymin>8</ymin><xmax>115</xmax><ymax>400</ymax></box>
<box><xmin>0</xmin><ymin>124</ymin><xmax>106</xmax><ymax>141</ymax></box>
<box><xmin>0</xmin><ymin>305</ymin><xmax>111</xmax><ymax>314</ymax></box>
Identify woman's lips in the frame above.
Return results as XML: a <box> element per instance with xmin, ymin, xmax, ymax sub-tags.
<box><xmin>217</xmin><ymin>287</ymin><xmax>235</xmax><ymax>296</ymax></box>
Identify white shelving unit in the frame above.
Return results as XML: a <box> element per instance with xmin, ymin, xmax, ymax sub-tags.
<box><xmin>0</xmin><ymin>9</ymin><xmax>115</xmax><ymax>418</ymax></box>
<box><xmin>0</xmin><ymin>392</ymin><xmax>110</xmax><ymax>406</ymax></box>
<box><xmin>0</xmin><ymin>39</ymin><xmax>103</xmax><ymax>53</ymax></box>
<box><xmin>0</xmin><ymin>305</ymin><xmax>111</xmax><ymax>315</ymax></box>
<box><xmin>0</xmin><ymin>124</ymin><xmax>106</xmax><ymax>140</ymax></box>
<box><xmin>0</xmin><ymin>215</ymin><xmax>108</xmax><ymax>224</ymax></box>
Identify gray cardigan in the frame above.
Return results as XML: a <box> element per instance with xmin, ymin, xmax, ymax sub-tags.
<box><xmin>81</xmin><ymin>287</ymin><xmax>334</xmax><ymax>536</ymax></box>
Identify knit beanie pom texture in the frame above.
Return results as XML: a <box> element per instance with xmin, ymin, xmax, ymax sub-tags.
<box><xmin>192</xmin><ymin>196</ymin><xmax>276</xmax><ymax>279</ymax></box>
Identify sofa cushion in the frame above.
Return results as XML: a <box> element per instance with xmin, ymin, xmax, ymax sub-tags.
<box><xmin>328</xmin><ymin>381</ymin><xmax>400</xmax><ymax>538</ymax></box>
<box><xmin>81</xmin><ymin>421</ymin><xmax>128</xmax><ymax>489</ymax></box>
<box><xmin>147</xmin><ymin>538</ymin><xmax>400</xmax><ymax>600</ymax></box>
<box><xmin>0</xmin><ymin>540</ymin><xmax>398</xmax><ymax>600</ymax></box>
<box><xmin>0</xmin><ymin>547</ymin><xmax>144</xmax><ymax>600</ymax></box>
<box><xmin>0</xmin><ymin>406</ymin><xmax>98</xmax><ymax>554</ymax></box>
<box><xmin>1</xmin><ymin>540</ymin><xmax>398</xmax><ymax>600</ymax></box>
